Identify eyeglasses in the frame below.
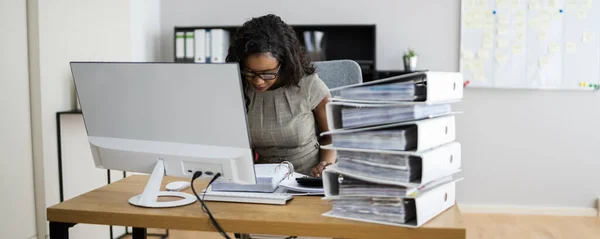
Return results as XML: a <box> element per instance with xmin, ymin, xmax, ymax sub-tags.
<box><xmin>241</xmin><ymin>65</ymin><xmax>281</xmax><ymax>80</ymax></box>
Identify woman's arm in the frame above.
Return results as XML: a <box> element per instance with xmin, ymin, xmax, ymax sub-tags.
<box><xmin>311</xmin><ymin>95</ymin><xmax>336</xmax><ymax>177</ymax></box>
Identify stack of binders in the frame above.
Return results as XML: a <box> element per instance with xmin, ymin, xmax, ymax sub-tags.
<box><xmin>320</xmin><ymin>71</ymin><xmax>464</xmax><ymax>228</ymax></box>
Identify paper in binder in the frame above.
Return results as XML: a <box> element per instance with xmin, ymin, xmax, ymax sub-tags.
<box><xmin>339</xmin><ymin>102</ymin><xmax>452</xmax><ymax>129</ymax></box>
<box><xmin>337</xmin><ymin>154</ymin><xmax>422</xmax><ymax>183</ymax></box>
<box><xmin>331</xmin><ymin>125</ymin><xmax>417</xmax><ymax>151</ymax></box>
<box><xmin>338</xmin><ymin>176</ymin><xmax>415</xmax><ymax>198</ymax></box>
<box><xmin>330</xmin><ymin>71</ymin><xmax>463</xmax><ymax>104</ymax></box>
<box><xmin>329</xmin><ymin>198</ymin><xmax>417</xmax><ymax>224</ymax></box>
<box><xmin>323</xmin><ymin>115</ymin><xmax>456</xmax><ymax>152</ymax></box>
<box><xmin>339</xmin><ymin>81</ymin><xmax>425</xmax><ymax>101</ymax></box>
<box><xmin>322</xmin><ymin>142</ymin><xmax>461</xmax><ymax>187</ymax></box>
<box><xmin>322</xmin><ymin>170</ymin><xmax>460</xmax><ymax>228</ymax></box>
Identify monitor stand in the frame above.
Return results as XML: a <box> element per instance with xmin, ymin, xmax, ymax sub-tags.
<box><xmin>128</xmin><ymin>159</ymin><xmax>197</xmax><ymax>208</ymax></box>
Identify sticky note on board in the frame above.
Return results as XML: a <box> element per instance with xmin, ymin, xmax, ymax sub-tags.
<box><xmin>498</xmin><ymin>27</ymin><xmax>509</xmax><ymax>36</ymax></box>
<box><xmin>566</xmin><ymin>0</ymin><xmax>577</xmax><ymax>8</ymax></box>
<box><xmin>464</xmin><ymin>60</ymin><xmax>475</xmax><ymax>70</ymax></box>
<box><xmin>477</xmin><ymin>49</ymin><xmax>490</xmax><ymax>59</ymax></box>
<box><xmin>497</xmin><ymin>0</ymin><xmax>508</xmax><ymax>6</ymax></box>
<box><xmin>515</xmin><ymin>14</ymin><xmax>525</xmax><ymax>23</ymax></box>
<box><xmin>465</xmin><ymin>0</ymin><xmax>475</xmax><ymax>8</ymax></box>
<box><xmin>582</xmin><ymin>0</ymin><xmax>593</xmax><ymax>9</ymax></box>
<box><xmin>540</xmin><ymin>11</ymin><xmax>551</xmax><ymax>22</ymax></box>
<box><xmin>495</xmin><ymin>52</ymin><xmax>507</xmax><ymax>63</ymax></box>
<box><xmin>516</xmin><ymin>22</ymin><xmax>526</xmax><ymax>32</ymax></box>
<box><xmin>583</xmin><ymin>31</ymin><xmax>594</xmax><ymax>42</ymax></box>
<box><xmin>511</xmin><ymin>0</ymin><xmax>520</xmax><ymax>7</ymax></box>
<box><xmin>549</xmin><ymin>43</ymin><xmax>560</xmax><ymax>54</ymax></box>
<box><xmin>549</xmin><ymin>0</ymin><xmax>558</xmax><ymax>8</ymax></box>
<box><xmin>498</xmin><ymin>38</ymin><xmax>510</xmax><ymax>48</ymax></box>
<box><xmin>483</xmin><ymin>39</ymin><xmax>494</xmax><ymax>49</ymax></box>
<box><xmin>566</xmin><ymin>42</ymin><xmax>577</xmax><ymax>53</ymax></box>
<box><xmin>538</xmin><ymin>32</ymin><xmax>548</xmax><ymax>41</ymax></box>
<box><xmin>474</xmin><ymin>71</ymin><xmax>485</xmax><ymax>81</ymax></box>
<box><xmin>498</xmin><ymin>15</ymin><xmax>509</xmax><ymax>24</ymax></box>
<box><xmin>530</xmin><ymin>18</ymin><xmax>541</xmax><ymax>29</ymax></box>
<box><xmin>484</xmin><ymin>23</ymin><xmax>495</xmax><ymax>30</ymax></box>
<box><xmin>462</xmin><ymin>51</ymin><xmax>475</xmax><ymax>60</ymax></box>
<box><xmin>539</xmin><ymin>56</ymin><xmax>550</xmax><ymax>68</ymax></box>
<box><xmin>473</xmin><ymin>60</ymin><xmax>484</xmax><ymax>71</ymax></box>
<box><xmin>577</xmin><ymin>10</ymin><xmax>588</xmax><ymax>19</ymax></box>
<box><xmin>552</xmin><ymin>11</ymin><xmax>561</xmax><ymax>20</ymax></box>
<box><xmin>529</xmin><ymin>0</ymin><xmax>541</xmax><ymax>9</ymax></box>
<box><xmin>483</xmin><ymin>31</ymin><xmax>494</xmax><ymax>39</ymax></box>
<box><xmin>516</xmin><ymin>32</ymin><xmax>525</xmax><ymax>41</ymax></box>
<box><xmin>512</xmin><ymin>45</ymin><xmax>523</xmax><ymax>54</ymax></box>
<box><xmin>473</xmin><ymin>11</ymin><xmax>483</xmax><ymax>20</ymax></box>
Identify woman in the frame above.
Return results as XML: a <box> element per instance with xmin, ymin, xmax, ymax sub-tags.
<box><xmin>226</xmin><ymin>14</ymin><xmax>335</xmax><ymax>177</ymax></box>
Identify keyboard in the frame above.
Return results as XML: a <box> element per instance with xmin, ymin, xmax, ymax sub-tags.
<box><xmin>201</xmin><ymin>191</ymin><xmax>293</xmax><ymax>205</ymax></box>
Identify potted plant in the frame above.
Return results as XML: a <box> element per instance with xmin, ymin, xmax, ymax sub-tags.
<box><xmin>403</xmin><ymin>48</ymin><xmax>418</xmax><ymax>72</ymax></box>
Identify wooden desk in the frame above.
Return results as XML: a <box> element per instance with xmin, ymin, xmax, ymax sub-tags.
<box><xmin>47</xmin><ymin>175</ymin><xmax>466</xmax><ymax>239</ymax></box>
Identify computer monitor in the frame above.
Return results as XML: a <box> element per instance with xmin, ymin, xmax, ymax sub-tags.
<box><xmin>70</xmin><ymin>62</ymin><xmax>256</xmax><ymax>208</ymax></box>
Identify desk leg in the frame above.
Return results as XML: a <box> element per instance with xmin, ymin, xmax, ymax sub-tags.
<box><xmin>132</xmin><ymin>227</ymin><xmax>147</xmax><ymax>239</ymax></box>
<box><xmin>49</xmin><ymin>222</ymin><xmax>76</xmax><ymax>239</ymax></box>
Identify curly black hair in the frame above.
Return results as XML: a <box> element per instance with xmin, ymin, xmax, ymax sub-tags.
<box><xmin>226</xmin><ymin>14</ymin><xmax>316</xmax><ymax>90</ymax></box>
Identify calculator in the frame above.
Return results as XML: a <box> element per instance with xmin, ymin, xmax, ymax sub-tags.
<box><xmin>295</xmin><ymin>176</ymin><xmax>323</xmax><ymax>187</ymax></box>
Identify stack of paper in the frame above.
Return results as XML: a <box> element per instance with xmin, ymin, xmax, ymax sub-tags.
<box><xmin>331</xmin><ymin>126</ymin><xmax>417</xmax><ymax>150</ymax></box>
<box><xmin>341</xmin><ymin>103</ymin><xmax>451</xmax><ymax>128</ymax></box>
<box><xmin>320</xmin><ymin>71</ymin><xmax>464</xmax><ymax>228</ymax></box>
<box><xmin>337</xmin><ymin>154</ymin><xmax>422</xmax><ymax>182</ymax></box>
<box><xmin>329</xmin><ymin>198</ymin><xmax>416</xmax><ymax>224</ymax></box>
<box><xmin>339</xmin><ymin>81</ymin><xmax>426</xmax><ymax>101</ymax></box>
<box><xmin>338</xmin><ymin>176</ymin><xmax>414</xmax><ymax>197</ymax></box>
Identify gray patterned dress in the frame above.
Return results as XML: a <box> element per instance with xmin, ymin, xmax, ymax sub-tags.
<box><xmin>245</xmin><ymin>73</ymin><xmax>330</xmax><ymax>175</ymax></box>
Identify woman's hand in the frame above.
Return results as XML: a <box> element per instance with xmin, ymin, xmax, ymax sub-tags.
<box><xmin>311</xmin><ymin>161</ymin><xmax>333</xmax><ymax>177</ymax></box>
<box><xmin>312</xmin><ymin>94</ymin><xmax>336</xmax><ymax>177</ymax></box>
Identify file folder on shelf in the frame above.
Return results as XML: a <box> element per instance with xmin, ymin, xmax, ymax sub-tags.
<box><xmin>175</xmin><ymin>31</ymin><xmax>185</xmax><ymax>61</ymax></box>
<box><xmin>322</xmin><ymin>115</ymin><xmax>456</xmax><ymax>152</ymax></box>
<box><xmin>185</xmin><ymin>31</ymin><xmax>195</xmax><ymax>62</ymax></box>
<box><xmin>321</xmin><ymin>142</ymin><xmax>461</xmax><ymax>187</ymax></box>
<box><xmin>326</xmin><ymin>101</ymin><xmax>454</xmax><ymax>130</ymax></box>
<box><xmin>321</xmin><ymin>170</ymin><xmax>459</xmax><ymax>228</ymax></box>
<box><xmin>194</xmin><ymin>29</ymin><xmax>206</xmax><ymax>63</ymax></box>
<box><xmin>330</xmin><ymin>71</ymin><xmax>463</xmax><ymax>104</ymax></box>
<box><xmin>210</xmin><ymin>29</ymin><xmax>230</xmax><ymax>63</ymax></box>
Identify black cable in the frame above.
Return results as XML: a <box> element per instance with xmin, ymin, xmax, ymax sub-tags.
<box><xmin>191</xmin><ymin>172</ymin><xmax>232</xmax><ymax>239</ymax></box>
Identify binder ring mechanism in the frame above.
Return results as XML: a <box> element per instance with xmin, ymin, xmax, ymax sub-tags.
<box><xmin>277</xmin><ymin>161</ymin><xmax>295</xmax><ymax>179</ymax></box>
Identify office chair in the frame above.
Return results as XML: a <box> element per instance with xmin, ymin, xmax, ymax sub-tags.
<box><xmin>313</xmin><ymin>59</ymin><xmax>363</xmax><ymax>90</ymax></box>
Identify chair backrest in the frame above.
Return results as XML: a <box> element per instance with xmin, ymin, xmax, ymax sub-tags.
<box><xmin>313</xmin><ymin>60</ymin><xmax>363</xmax><ymax>90</ymax></box>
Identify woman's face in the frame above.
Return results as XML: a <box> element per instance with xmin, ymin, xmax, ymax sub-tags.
<box><xmin>242</xmin><ymin>53</ymin><xmax>281</xmax><ymax>92</ymax></box>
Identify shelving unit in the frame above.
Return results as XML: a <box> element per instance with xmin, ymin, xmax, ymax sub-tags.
<box><xmin>174</xmin><ymin>24</ymin><xmax>378</xmax><ymax>81</ymax></box>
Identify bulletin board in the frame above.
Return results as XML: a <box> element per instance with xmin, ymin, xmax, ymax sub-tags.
<box><xmin>460</xmin><ymin>0</ymin><xmax>600</xmax><ymax>90</ymax></box>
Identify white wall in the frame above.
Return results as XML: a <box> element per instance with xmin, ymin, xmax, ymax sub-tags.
<box><xmin>0</xmin><ymin>1</ymin><xmax>38</xmax><ymax>239</ymax></box>
<box><xmin>131</xmin><ymin>0</ymin><xmax>162</xmax><ymax>61</ymax></box>
<box><xmin>161</xmin><ymin>0</ymin><xmax>600</xmax><ymax>209</ymax></box>
<box><xmin>27</xmin><ymin>0</ymin><xmax>134</xmax><ymax>237</ymax></box>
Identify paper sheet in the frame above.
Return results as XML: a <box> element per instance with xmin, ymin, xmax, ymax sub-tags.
<box><xmin>566</xmin><ymin>42</ymin><xmax>577</xmax><ymax>53</ymax></box>
<box><xmin>583</xmin><ymin>31</ymin><xmax>593</xmax><ymax>42</ymax></box>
